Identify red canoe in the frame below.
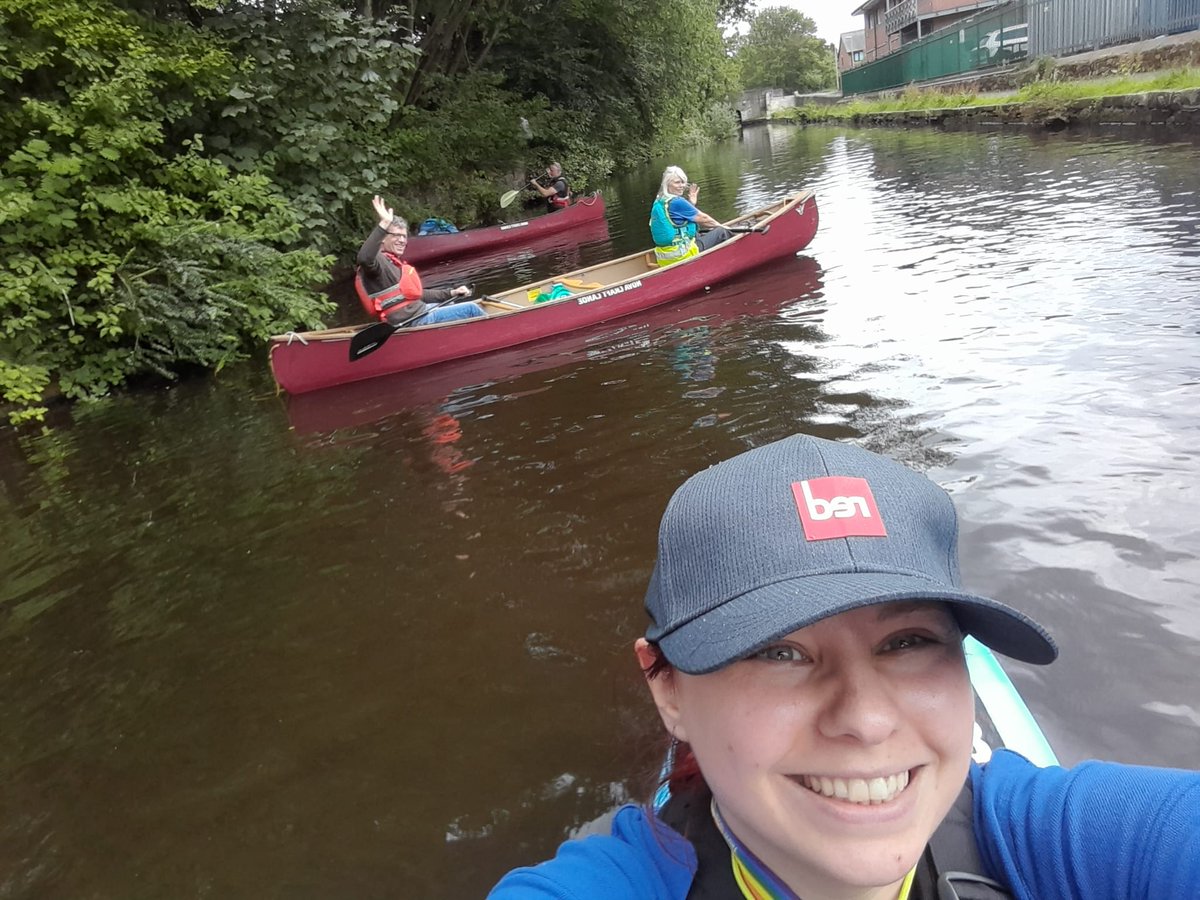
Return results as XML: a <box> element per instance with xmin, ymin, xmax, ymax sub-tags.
<box><xmin>402</xmin><ymin>193</ymin><xmax>607</xmax><ymax>266</ymax></box>
<box><xmin>283</xmin><ymin>254</ymin><xmax>824</xmax><ymax>434</ymax></box>
<box><xmin>413</xmin><ymin>212</ymin><xmax>611</xmax><ymax>282</ymax></box>
<box><xmin>269</xmin><ymin>192</ymin><xmax>818</xmax><ymax>395</ymax></box>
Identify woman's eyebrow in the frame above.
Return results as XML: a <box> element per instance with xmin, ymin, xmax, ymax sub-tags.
<box><xmin>875</xmin><ymin>601</ymin><xmax>940</xmax><ymax>621</ymax></box>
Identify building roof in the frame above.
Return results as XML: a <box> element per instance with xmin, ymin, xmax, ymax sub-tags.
<box><xmin>839</xmin><ymin>30</ymin><xmax>866</xmax><ymax>53</ymax></box>
<box><xmin>851</xmin><ymin>0</ymin><xmax>883</xmax><ymax>14</ymax></box>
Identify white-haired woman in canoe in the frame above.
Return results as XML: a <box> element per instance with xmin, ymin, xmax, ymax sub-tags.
<box><xmin>648</xmin><ymin>165</ymin><xmax>731</xmax><ymax>267</ymax></box>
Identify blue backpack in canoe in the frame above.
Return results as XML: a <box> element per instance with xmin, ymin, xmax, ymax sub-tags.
<box><xmin>417</xmin><ymin>217</ymin><xmax>459</xmax><ymax>235</ymax></box>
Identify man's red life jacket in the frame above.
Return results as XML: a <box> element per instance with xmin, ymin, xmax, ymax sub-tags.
<box><xmin>355</xmin><ymin>251</ymin><xmax>423</xmax><ymax>322</ymax></box>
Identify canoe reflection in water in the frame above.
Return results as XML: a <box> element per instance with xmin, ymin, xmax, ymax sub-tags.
<box><xmin>284</xmin><ymin>253</ymin><xmax>825</xmax><ymax>437</ymax></box>
<box><xmin>670</xmin><ymin>326</ymin><xmax>717</xmax><ymax>384</ymax></box>
<box><xmin>420</xmin><ymin>411</ymin><xmax>474</xmax><ymax>478</ymax></box>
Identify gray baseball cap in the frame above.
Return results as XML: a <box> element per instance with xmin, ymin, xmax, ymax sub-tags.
<box><xmin>645</xmin><ymin>434</ymin><xmax>1057</xmax><ymax>674</ymax></box>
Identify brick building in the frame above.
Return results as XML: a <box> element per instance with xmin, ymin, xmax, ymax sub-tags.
<box><xmin>851</xmin><ymin>0</ymin><xmax>1005</xmax><ymax>62</ymax></box>
<box><xmin>838</xmin><ymin>30</ymin><xmax>867</xmax><ymax>72</ymax></box>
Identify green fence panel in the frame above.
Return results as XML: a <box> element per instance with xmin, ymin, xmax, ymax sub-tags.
<box><xmin>842</xmin><ymin>0</ymin><xmax>1030</xmax><ymax>96</ymax></box>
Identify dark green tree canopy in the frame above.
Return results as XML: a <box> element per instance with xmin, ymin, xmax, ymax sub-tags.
<box><xmin>735</xmin><ymin>5</ymin><xmax>836</xmax><ymax>93</ymax></box>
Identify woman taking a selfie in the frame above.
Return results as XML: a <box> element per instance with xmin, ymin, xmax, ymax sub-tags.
<box><xmin>490</xmin><ymin>434</ymin><xmax>1200</xmax><ymax>899</ymax></box>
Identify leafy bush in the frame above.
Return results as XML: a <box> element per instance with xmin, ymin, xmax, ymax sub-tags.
<box><xmin>0</xmin><ymin>0</ymin><xmax>749</xmax><ymax>426</ymax></box>
<box><xmin>201</xmin><ymin>4</ymin><xmax>421</xmax><ymax>250</ymax></box>
<box><xmin>373</xmin><ymin>73</ymin><xmax>545</xmax><ymax>231</ymax></box>
<box><xmin>0</xmin><ymin>0</ymin><xmax>332</xmax><ymax>424</ymax></box>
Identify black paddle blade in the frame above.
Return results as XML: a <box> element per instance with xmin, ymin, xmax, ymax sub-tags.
<box><xmin>349</xmin><ymin>321</ymin><xmax>396</xmax><ymax>361</ymax></box>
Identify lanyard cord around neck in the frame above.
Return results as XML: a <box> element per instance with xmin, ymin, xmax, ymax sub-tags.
<box><xmin>709</xmin><ymin>799</ymin><xmax>916</xmax><ymax>900</ymax></box>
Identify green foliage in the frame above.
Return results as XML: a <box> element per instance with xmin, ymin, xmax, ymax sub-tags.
<box><xmin>0</xmin><ymin>0</ymin><xmax>332</xmax><ymax>424</ymax></box>
<box><xmin>854</xmin><ymin>86</ymin><xmax>980</xmax><ymax>112</ymax></box>
<box><xmin>1031</xmin><ymin>55</ymin><xmax>1058</xmax><ymax>82</ymax></box>
<box><xmin>1010</xmin><ymin>67</ymin><xmax>1200</xmax><ymax>101</ymax></box>
<box><xmin>0</xmin><ymin>361</ymin><xmax>51</xmax><ymax>425</ymax></box>
<box><xmin>735</xmin><ymin>6</ymin><xmax>836</xmax><ymax>93</ymax></box>
<box><xmin>716</xmin><ymin>0</ymin><xmax>752</xmax><ymax>25</ymax></box>
<box><xmin>201</xmin><ymin>3</ymin><xmax>421</xmax><ymax>249</ymax></box>
<box><xmin>773</xmin><ymin>68</ymin><xmax>1200</xmax><ymax>124</ymax></box>
<box><xmin>774</xmin><ymin>90</ymin><xmax>978</xmax><ymax>122</ymax></box>
<box><xmin>372</xmin><ymin>72</ymin><xmax>543</xmax><ymax>229</ymax></box>
<box><xmin>487</xmin><ymin>0</ymin><xmax>737</xmax><ymax>166</ymax></box>
<box><xmin>0</xmin><ymin>0</ymin><xmax>746</xmax><ymax>426</ymax></box>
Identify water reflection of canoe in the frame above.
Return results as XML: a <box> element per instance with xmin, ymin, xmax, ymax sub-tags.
<box><xmin>403</xmin><ymin>193</ymin><xmax>607</xmax><ymax>267</ymax></box>
<box><xmin>284</xmin><ymin>253</ymin><xmax>824</xmax><ymax>434</ymax></box>
<box><xmin>269</xmin><ymin>192</ymin><xmax>819</xmax><ymax>396</ymax></box>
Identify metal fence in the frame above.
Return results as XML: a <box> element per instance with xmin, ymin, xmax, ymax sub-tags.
<box><xmin>841</xmin><ymin>0</ymin><xmax>1200</xmax><ymax>96</ymax></box>
<box><xmin>1029</xmin><ymin>0</ymin><xmax>1200</xmax><ymax>56</ymax></box>
<box><xmin>841</xmin><ymin>2</ymin><xmax>1030</xmax><ymax>95</ymax></box>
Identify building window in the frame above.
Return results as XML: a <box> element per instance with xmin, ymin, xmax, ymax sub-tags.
<box><xmin>852</xmin><ymin>50</ymin><xmax>863</xmax><ymax>62</ymax></box>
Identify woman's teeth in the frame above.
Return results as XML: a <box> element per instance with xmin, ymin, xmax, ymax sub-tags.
<box><xmin>800</xmin><ymin>771</ymin><xmax>911</xmax><ymax>805</ymax></box>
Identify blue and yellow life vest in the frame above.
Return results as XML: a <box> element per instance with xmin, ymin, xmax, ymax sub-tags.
<box><xmin>649</xmin><ymin>197</ymin><xmax>699</xmax><ymax>267</ymax></box>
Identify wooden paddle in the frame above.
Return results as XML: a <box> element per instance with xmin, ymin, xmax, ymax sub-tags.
<box><xmin>727</xmin><ymin>224</ymin><xmax>770</xmax><ymax>234</ymax></box>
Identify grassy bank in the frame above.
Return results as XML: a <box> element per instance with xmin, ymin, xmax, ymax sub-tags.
<box><xmin>776</xmin><ymin>68</ymin><xmax>1200</xmax><ymax>123</ymax></box>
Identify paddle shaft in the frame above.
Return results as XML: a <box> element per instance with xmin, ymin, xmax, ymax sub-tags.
<box><xmin>726</xmin><ymin>224</ymin><xmax>770</xmax><ymax>234</ymax></box>
<box><xmin>500</xmin><ymin>175</ymin><xmax>549</xmax><ymax>208</ymax></box>
<box><xmin>348</xmin><ymin>291</ymin><xmax>469</xmax><ymax>362</ymax></box>
<box><xmin>480</xmin><ymin>296</ymin><xmax>525</xmax><ymax>310</ymax></box>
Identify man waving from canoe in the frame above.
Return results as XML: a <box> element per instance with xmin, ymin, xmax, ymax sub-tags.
<box><xmin>354</xmin><ymin>196</ymin><xmax>486</xmax><ymax>327</ymax></box>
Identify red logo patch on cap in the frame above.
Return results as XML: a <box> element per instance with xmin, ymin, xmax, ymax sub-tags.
<box><xmin>792</xmin><ymin>477</ymin><xmax>887</xmax><ymax>541</ymax></box>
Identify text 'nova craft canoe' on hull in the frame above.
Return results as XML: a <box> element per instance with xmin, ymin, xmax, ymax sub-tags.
<box><xmin>402</xmin><ymin>193</ymin><xmax>607</xmax><ymax>267</ymax></box>
<box><xmin>269</xmin><ymin>192</ymin><xmax>819</xmax><ymax>395</ymax></box>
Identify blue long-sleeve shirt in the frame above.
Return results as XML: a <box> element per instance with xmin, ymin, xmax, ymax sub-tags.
<box><xmin>489</xmin><ymin>750</ymin><xmax>1200</xmax><ymax>899</ymax></box>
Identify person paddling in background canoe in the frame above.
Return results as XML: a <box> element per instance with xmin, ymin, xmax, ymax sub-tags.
<box><xmin>648</xmin><ymin>165</ymin><xmax>731</xmax><ymax>267</ymax></box>
<box><xmin>529</xmin><ymin>162</ymin><xmax>571</xmax><ymax>210</ymax></box>
<box><xmin>355</xmin><ymin>195</ymin><xmax>485</xmax><ymax>327</ymax></box>
<box><xmin>489</xmin><ymin>434</ymin><xmax>1200</xmax><ymax>900</ymax></box>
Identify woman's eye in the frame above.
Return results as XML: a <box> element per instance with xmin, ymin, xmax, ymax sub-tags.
<box><xmin>881</xmin><ymin>633</ymin><xmax>934</xmax><ymax>653</ymax></box>
<box><xmin>751</xmin><ymin>645</ymin><xmax>806</xmax><ymax>663</ymax></box>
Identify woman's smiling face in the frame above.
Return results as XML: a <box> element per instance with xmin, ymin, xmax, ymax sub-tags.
<box><xmin>640</xmin><ymin>601</ymin><xmax>974</xmax><ymax>898</ymax></box>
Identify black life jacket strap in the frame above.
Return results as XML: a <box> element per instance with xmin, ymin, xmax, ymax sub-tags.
<box><xmin>937</xmin><ymin>871</ymin><xmax>1012</xmax><ymax>900</ymax></box>
<box><xmin>926</xmin><ymin>782</ymin><xmax>1013</xmax><ymax>900</ymax></box>
<box><xmin>660</xmin><ymin>778</ymin><xmax>1015</xmax><ymax>900</ymax></box>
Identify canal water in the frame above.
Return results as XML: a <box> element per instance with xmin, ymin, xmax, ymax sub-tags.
<box><xmin>2</xmin><ymin>124</ymin><xmax>1199</xmax><ymax>898</ymax></box>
